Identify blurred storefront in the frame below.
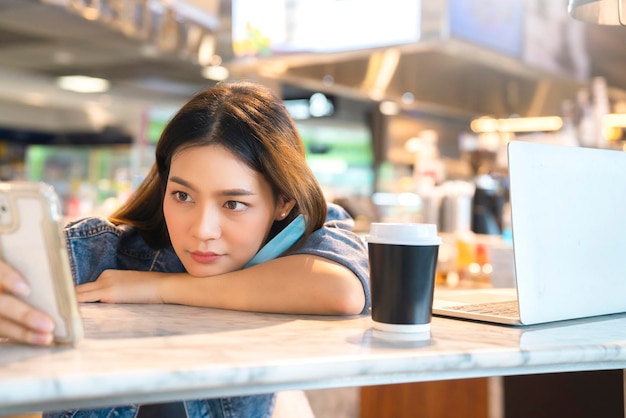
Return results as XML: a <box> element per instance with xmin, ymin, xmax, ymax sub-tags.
<box><xmin>0</xmin><ymin>0</ymin><xmax>625</xmax><ymax>280</ymax></box>
<box><xmin>3</xmin><ymin>1</ymin><xmax>626</xmax><ymax>417</ymax></box>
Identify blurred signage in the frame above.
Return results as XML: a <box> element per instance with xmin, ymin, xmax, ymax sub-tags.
<box><xmin>447</xmin><ymin>0</ymin><xmax>589</xmax><ymax>80</ymax></box>
<box><xmin>232</xmin><ymin>0</ymin><xmax>421</xmax><ymax>58</ymax></box>
<box><xmin>41</xmin><ymin>0</ymin><xmax>219</xmax><ymax>64</ymax></box>
<box><xmin>284</xmin><ymin>93</ymin><xmax>335</xmax><ymax>120</ymax></box>
<box><xmin>448</xmin><ymin>0</ymin><xmax>524</xmax><ymax>57</ymax></box>
<box><xmin>523</xmin><ymin>0</ymin><xmax>589</xmax><ymax>81</ymax></box>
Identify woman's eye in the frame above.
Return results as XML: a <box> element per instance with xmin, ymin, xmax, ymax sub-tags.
<box><xmin>224</xmin><ymin>200</ymin><xmax>246</xmax><ymax>211</ymax></box>
<box><xmin>174</xmin><ymin>191</ymin><xmax>192</xmax><ymax>202</ymax></box>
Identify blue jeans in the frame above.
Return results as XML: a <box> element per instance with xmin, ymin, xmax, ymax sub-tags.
<box><xmin>43</xmin><ymin>394</ymin><xmax>276</xmax><ymax>418</ymax></box>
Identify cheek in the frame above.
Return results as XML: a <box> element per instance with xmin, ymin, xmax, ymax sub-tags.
<box><xmin>163</xmin><ymin>202</ymin><xmax>182</xmax><ymax>243</ymax></box>
<box><xmin>225</xmin><ymin>219</ymin><xmax>272</xmax><ymax>256</ymax></box>
<box><xmin>228</xmin><ymin>220</ymin><xmax>265</xmax><ymax>246</ymax></box>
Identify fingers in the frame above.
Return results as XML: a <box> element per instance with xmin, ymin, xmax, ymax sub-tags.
<box><xmin>0</xmin><ymin>316</ymin><xmax>53</xmax><ymax>345</ymax></box>
<box><xmin>75</xmin><ymin>282</ymin><xmax>103</xmax><ymax>302</ymax></box>
<box><xmin>0</xmin><ymin>261</ymin><xmax>53</xmax><ymax>345</ymax></box>
<box><xmin>75</xmin><ymin>290</ymin><xmax>102</xmax><ymax>303</ymax></box>
<box><xmin>0</xmin><ymin>293</ymin><xmax>55</xmax><ymax>345</ymax></box>
<box><xmin>0</xmin><ymin>261</ymin><xmax>30</xmax><ymax>296</ymax></box>
<box><xmin>0</xmin><ymin>261</ymin><xmax>54</xmax><ymax>345</ymax></box>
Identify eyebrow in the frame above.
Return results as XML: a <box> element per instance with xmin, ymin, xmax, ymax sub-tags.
<box><xmin>168</xmin><ymin>176</ymin><xmax>256</xmax><ymax>196</ymax></box>
<box><xmin>169</xmin><ymin>176</ymin><xmax>195</xmax><ymax>191</ymax></box>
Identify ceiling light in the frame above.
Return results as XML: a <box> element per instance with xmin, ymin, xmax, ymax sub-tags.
<box><xmin>401</xmin><ymin>92</ymin><xmax>415</xmax><ymax>104</ymax></box>
<box><xmin>471</xmin><ymin>117</ymin><xmax>499</xmax><ymax>133</ymax></box>
<box><xmin>568</xmin><ymin>0</ymin><xmax>625</xmax><ymax>25</ymax></box>
<box><xmin>198</xmin><ymin>34</ymin><xmax>216</xmax><ymax>66</ymax></box>
<box><xmin>201</xmin><ymin>65</ymin><xmax>229</xmax><ymax>81</ymax></box>
<box><xmin>362</xmin><ymin>49</ymin><xmax>400</xmax><ymax>100</ymax></box>
<box><xmin>405</xmin><ymin>137</ymin><xmax>422</xmax><ymax>152</ymax></box>
<box><xmin>308</xmin><ymin>93</ymin><xmax>334</xmax><ymax>117</ymax></box>
<box><xmin>604</xmin><ymin>113</ymin><xmax>626</xmax><ymax>127</ymax></box>
<box><xmin>56</xmin><ymin>75</ymin><xmax>110</xmax><ymax>93</ymax></box>
<box><xmin>379</xmin><ymin>101</ymin><xmax>400</xmax><ymax>116</ymax></box>
<box><xmin>471</xmin><ymin>116</ymin><xmax>563</xmax><ymax>133</ymax></box>
<box><xmin>498</xmin><ymin>117</ymin><xmax>563</xmax><ymax>132</ymax></box>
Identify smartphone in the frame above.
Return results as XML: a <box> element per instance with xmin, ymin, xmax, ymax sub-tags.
<box><xmin>0</xmin><ymin>181</ymin><xmax>83</xmax><ymax>345</ymax></box>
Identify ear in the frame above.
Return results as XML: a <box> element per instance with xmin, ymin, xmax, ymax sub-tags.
<box><xmin>274</xmin><ymin>197</ymin><xmax>296</xmax><ymax>221</ymax></box>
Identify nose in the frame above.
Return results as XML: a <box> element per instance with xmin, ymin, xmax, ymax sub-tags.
<box><xmin>192</xmin><ymin>204</ymin><xmax>221</xmax><ymax>241</ymax></box>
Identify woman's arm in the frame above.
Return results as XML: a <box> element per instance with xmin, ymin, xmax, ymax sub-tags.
<box><xmin>77</xmin><ymin>254</ymin><xmax>365</xmax><ymax>315</ymax></box>
<box><xmin>72</xmin><ymin>204</ymin><xmax>370</xmax><ymax>316</ymax></box>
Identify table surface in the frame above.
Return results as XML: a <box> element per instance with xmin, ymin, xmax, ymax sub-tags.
<box><xmin>3</xmin><ymin>301</ymin><xmax>626</xmax><ymax>414</ymax></box>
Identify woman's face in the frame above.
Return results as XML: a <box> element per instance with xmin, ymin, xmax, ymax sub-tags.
<box><xmin>163</xmin><ymin>144</ymin><xmax>291</xmax><ymax>277</ymax></box>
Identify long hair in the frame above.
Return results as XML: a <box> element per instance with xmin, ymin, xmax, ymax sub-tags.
<box><xmin>109</xmin><ymin>81</ymin><xmax>327</xmax><ymax>249</ymax></box>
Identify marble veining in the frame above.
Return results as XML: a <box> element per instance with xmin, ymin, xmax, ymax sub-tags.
<box><xmin>2</xmin><ymin>303</ymin><xmax>626</xmax><ymax>414</ymax></box>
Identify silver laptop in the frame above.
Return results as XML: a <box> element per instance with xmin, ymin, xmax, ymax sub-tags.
<box><xmin>433</xmin><ymin>140</ymin><xmax>626</xmax><ymax>326</ymax></box>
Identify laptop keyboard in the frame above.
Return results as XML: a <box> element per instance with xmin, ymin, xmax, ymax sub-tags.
<box><xmin>446</xmin><ymin>300</ymin><xmax>520</xmax><ymax>318</ymax></box>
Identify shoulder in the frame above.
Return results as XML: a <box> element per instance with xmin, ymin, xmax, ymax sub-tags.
<box><xmin>64</xmin><ymin>217</ymin><xmax>148</xmax><ymax>255</ymax></box>
<box><xmin>64</xmin><ymin>216</ymin><xmax>121</xmax><ymax>238</ymax></box>
<box><xmin>324</xmin><ymin>202</ymin><xmax>356</xmax><ymax>230</ymax></box>
<box><xmin>64</xmin><ymin>216</ymin><xmax>171</xmax><ymax>257</ymax></box>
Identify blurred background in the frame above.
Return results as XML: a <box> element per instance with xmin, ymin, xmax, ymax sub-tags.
<box><xmin>3</xmin><ymin>2</ymin><xmax>626</xmax><ymax>417</ymax></box>
<box><xmin>1</xmin><ymin>0</ymin><xmax>626</xmax><ymax>288</ymax></box>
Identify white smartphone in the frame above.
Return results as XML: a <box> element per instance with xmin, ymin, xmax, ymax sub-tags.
<box><xmin>0</xmin><ymin>181</ymin><xmax>83</xmax><ymax>345</ymax></box>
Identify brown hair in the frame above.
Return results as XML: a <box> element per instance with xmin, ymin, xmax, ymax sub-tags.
<box><xmin>110</xmin><ymin>81</ymin><xmax>327</xmax><ymax>248</ymax></box>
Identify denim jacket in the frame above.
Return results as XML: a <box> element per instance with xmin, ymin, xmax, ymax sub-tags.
<box><xmin>44</xmin><ymin>203</ymin><xmax>370</xmax><ymax>418</ymax></box>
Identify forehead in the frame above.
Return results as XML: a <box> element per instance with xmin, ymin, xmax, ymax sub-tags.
<box><xmin>169</xmin><ymin>144</ymin><xmax>267</xmax><ymax>191</ymax></box>
<box><xmin>172</xmin><ymin>143</ymin><xmax>240</xmax><ymax>165</ymax></box>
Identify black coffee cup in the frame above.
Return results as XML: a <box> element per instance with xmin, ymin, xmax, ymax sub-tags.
<box><xmin>366</xmin><ymin>223</ymin><xmax>441</xmax><ymax>333</ymax></box>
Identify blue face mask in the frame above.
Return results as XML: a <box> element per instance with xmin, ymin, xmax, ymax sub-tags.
<box><xmin>244</xmin><ymin>214</ymin><xmax>305</xmax><ymax>268</ymax></box>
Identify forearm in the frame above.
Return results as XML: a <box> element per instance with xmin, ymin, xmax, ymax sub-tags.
<box><xmin>160</xmin><ymin>254</ymin><xmax>366</xmax><ymax>315</ymax></box>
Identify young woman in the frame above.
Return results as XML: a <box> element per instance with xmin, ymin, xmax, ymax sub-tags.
<box><xmin>0</xmin><ymin>81</ymin><xmax>370</xmax><ymax>417</ymax></box>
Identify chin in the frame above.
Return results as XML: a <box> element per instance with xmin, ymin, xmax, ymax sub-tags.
<box><xmin>185</xmin><ymin>263</ymin><xmax>242</xmax><ymax>278</ymax></box>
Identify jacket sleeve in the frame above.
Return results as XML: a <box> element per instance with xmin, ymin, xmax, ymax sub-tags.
<box><xmin>63</xmin><ymin>217</ymin><xmax>184</xmax><ymax>286</ymax></box>
<box><xmin>286</xmin><ymin>203</ymin><xmax>371</xmax><ymax>314</ymax></box>
<box><xmin>63</xmin><ymin>217</ymin><xmax>126</xmax><ymax>285</ymax></box>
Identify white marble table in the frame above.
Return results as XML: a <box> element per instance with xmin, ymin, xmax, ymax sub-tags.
<box><xmin>2</xmin><ymin>303</ymin><xmax>626</xmax><ymax>414</ymax></box>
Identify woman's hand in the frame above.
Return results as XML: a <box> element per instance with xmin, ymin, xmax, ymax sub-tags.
<box><xmin>0</xmin><ymin>261</ymin><xmax>55</xmax><ymax>345</ymax></box>
<box><xmin>76</xmin><ymin>270</ymin><xmax>166</xmax><ymax>304</ymax></box>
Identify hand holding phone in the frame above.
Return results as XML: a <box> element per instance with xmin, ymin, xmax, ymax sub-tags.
<box><xmin>0</xmin><ymin>182</ymin><xmax>83</xmax><ymax>345</ymax></box>
<box><xmin>0</xmin><ymin>259</ymin><xmax>56</xmax><ymax>345</ymax></box>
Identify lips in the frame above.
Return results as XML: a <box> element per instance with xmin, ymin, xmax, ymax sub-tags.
<box><xmin>190</xmin><ymin>251</ymin><xmax>223</xmax><ymax>264</ymax></box>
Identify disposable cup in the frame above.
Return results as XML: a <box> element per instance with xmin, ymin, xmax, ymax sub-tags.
<box><xmin>365</xmin><ymin>223</ymin><xmax>441</xmax><ymax>333</ymax></box>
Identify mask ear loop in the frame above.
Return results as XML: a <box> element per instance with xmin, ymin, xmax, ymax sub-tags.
<box><xmin>244</xmin><ymin>214</ymin><xmax>305</xmax><ymax>268</ymax></box>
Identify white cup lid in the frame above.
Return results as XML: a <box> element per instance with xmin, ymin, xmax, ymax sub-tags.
<box><xmin>365</xmin><ymin>222</ymin><xmax>442</xmax><ymax>246</ymax></box>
